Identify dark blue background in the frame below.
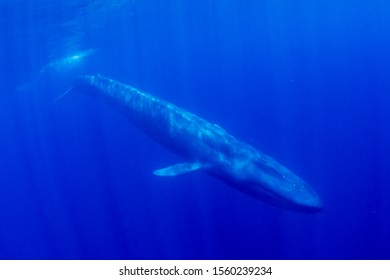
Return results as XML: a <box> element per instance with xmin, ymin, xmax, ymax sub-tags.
<box><xmin>0</xmin><ymin>0</ymin><xmax>389</xmax><ymax>259</ymax></box>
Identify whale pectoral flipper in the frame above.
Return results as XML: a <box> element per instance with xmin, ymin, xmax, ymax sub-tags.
<box><xmin>153</xmin><ymin>162</ymin><xmax>203</xmax><ymax>177</ymax></box>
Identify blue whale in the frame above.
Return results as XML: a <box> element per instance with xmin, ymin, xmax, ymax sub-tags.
<box><xmin>74</xmin><ymin>75</ymin><xmax>323</xmax><ymax>213</ymax></box>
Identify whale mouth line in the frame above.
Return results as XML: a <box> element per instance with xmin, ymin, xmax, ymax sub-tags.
<box><xmin>252</xmin><ymin>182</ymin><xmax>323</xmax><ymax>213</ymax></box>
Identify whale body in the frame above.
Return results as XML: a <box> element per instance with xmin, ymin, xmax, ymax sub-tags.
<box><xmin>74</xmin><ymin>75</ymin><xmax>323</xmax><ymax>213</ymax></box>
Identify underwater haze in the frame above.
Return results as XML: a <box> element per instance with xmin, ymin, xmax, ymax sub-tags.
<box><xmin>0</xmin><ymin>0</ymin><xmax>389</xmax><ymax>259</ymax></box>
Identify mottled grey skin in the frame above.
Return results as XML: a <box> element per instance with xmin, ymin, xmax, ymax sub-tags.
<box><xmin>74</xmin><ymin>75</ymin><xmax>323</xmax><ymax>213</ymax></box>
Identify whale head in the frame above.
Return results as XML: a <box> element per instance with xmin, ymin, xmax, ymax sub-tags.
<box><xmin>236</xmin><ymin>153</ymin><xmax>323</xmax><ymax>213</ymax></box>
<box><xmin>212</xmin><ymin>145</ymin><xmax>323</xmax><ymax>213</ymax></box>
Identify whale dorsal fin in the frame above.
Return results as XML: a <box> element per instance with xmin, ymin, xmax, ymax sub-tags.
<box><xmin>153</xmin><ymin>162</ymin><xmax>203</xmax><ymax>176</ymax></box>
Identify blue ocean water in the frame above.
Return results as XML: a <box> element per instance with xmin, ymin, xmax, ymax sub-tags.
<box><xmin>0</xmin><ymin>0</ymin><xmax>389</xmax><ymax>259</ymax></box>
